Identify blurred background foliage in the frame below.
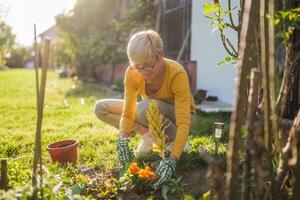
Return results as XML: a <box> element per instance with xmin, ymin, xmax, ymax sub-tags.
<box><xmin>55</xmin><ymin>0</ymin><xmax>155</xmax><ymax>80</ymax></box>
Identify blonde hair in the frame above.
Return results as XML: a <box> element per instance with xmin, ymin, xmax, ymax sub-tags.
<box><xmin>127</xmin><ymin>30</ymin><xmax>163</xmax><ymax>65</ymax></box>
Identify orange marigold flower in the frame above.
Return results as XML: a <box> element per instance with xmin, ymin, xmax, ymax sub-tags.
<box><xmin>129</xmin><ymin>162</ymin><xmax>140</xmax><ymax>174</ymax></box>
<box><xmin>148</xmin><ymin>171</ymin><xmax>157</xmax><ymax>180</ymax></box>
<box><xmin>138</xmin><ymin>169</ymin><xmax>149</xmax><ymax>179</ymax></box>
<box><xmin>144</xmin><ymin>166</ymin><xmax>152</xmax><ymax>172</ymax></box>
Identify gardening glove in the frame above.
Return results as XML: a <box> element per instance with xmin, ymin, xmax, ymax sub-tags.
<box><xmin>116</xmin><ymin>137</ymin><xmax>134</xmax><ymax>165</ymax></box>
<box><xmin>153</xmin><ymin>157</ymin><xmax>176</xmax><ymax>189</ymax></box>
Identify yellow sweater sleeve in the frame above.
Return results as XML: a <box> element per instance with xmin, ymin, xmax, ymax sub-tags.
<box><xmin>119</xmin><ymin>70</ymin><xmax>138</xmax><ymax>135</ymax></box>
<box><xmin>170</xmin><ymin>72</ymin><xmax>191</xmax><ymax>159</ymax></box>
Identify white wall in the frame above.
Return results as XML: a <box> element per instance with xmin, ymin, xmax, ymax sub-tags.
<box><xmin>191</xmin><ymin>0</ymin><xmax>238</xmax><ymax>104</ymax></box>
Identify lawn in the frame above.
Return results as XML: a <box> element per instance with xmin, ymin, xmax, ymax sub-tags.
<box><xmin>0</xmin><ymin>69</ymin><xmax>231</xmax><ymax>198</ymax></box>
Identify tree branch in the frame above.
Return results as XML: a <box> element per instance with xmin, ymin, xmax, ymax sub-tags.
<box><xmin>226</xmin><ymin>38</ymin><xmax>238</xmax><ymax>56</ymax></box>
<box><xmin>220</xmin><ymin>32</ymin><xmax>235</xmax><ymax>57</ymax></box>
<box><xmin>276</xmin><ymin>50</ymin><xmax>300</xmax><ymax>111</ymax></box>
<box><xmin>225</xmin><ymin>23</ymin><xmax>239</xmax><ymax>31</ymax></box>
<box><xmin>227</xmin><ymin>0</ymin><xmax>238</xmax><ymax>30</ymax></box>
<box><xmin>219</xmin><ymin>29</ymin><xmax>238</xmax><ymax>58</ymax></box>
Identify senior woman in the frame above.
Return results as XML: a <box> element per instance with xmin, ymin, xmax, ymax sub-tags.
<box><xmin>94</xmin><ymin>30</ymin><xmax>196</xmax><ymax>188</ymax></box>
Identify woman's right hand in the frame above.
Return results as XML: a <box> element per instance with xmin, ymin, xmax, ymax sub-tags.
<box><xmin>116</xmin><ymin>137</ymin><xmax>134</xmax><ymax>165</ymax></box>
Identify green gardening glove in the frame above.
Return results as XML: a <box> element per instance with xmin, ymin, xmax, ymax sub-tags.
<box><xmin>153</xmin><ymin>157</ymin><xmax>176</xmax><ymax>190</ymax></box>
<box><xmin>116</xmin><ymin>137</ymin><xmax>134</xmax><ymax>165</ymax></box>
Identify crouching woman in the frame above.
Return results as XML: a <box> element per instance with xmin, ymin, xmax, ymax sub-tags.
<box><xmin>94</xmin><ymin>30</ymin><xmax>196</xmax><ymax>188</ymax></box>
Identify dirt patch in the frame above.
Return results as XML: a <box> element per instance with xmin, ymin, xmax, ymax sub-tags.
<box><xmin>178</xmin><ymin>168</ymin><xmax>208</xmax><ymax>198</ymax></box>
<box><xmin>79</xmin><ymin>165</ymin><xmax>208</xmax><ymax>199</ymax></box>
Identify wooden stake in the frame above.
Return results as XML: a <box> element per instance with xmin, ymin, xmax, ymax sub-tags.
<box><xmin>176</xmin><ymin>26</ymin><xmax>191</xmax><ymax>62</ymax></box>
<box><xmin>275</xmin><ymin>110</ymin><xmax>300</xmax><ymax>199</ymax></box>
<box><xmin>260</xmin><ymin>0</ymin><xmax>272</xmax><ymax>150</ymax></box>
<box><xmin>32</xmin><ymin>24</ymin><xmax>39</xmax><ymax>188</ymax></box>
<box><xmin>0</xmin><ymin>159</ymin><xmax>8</xmax><ymax>190</ymax></box>
<box><xmin>252</xmin><ymin>116</ymin><xmax>268</xmax><ymax>200</ymax></box>
<box><xmin>32</xmin><ymin>37</ymin><xmax>50</xmax><ymax>198</ymax></box>
<box><xmin>268</xmin><ymin>0</ymin><xmax>278</xmax><ymax>140</ymax></box>
<box><xmin>225</xmin><ymin>0</ymin><xmax>260</xmax><ymax>199</ymax></box>
<box><xmin>291</xmin><ymin>110</ymin><xmax>300</xmax><ymax>200</ymax></box>
<box><xmin>242</xmin><ymin>69</ymin><xmax>261</xmax><ymax>200</ymax></box>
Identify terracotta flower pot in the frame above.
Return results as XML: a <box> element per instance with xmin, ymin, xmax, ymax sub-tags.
<box><xmin>47</xmin><ymin>139</ymin><xmax>78</xmax><ymax>164</ymax></box>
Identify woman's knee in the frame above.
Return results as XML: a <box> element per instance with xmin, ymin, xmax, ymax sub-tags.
<box><xmin>136</xmin><ymin>99</ymin><xmax>153</xmax><ymax>122</ymax></box>
<box><xmin>94</xmin><ymin>100</ymin><xmax>109</xmax><ymax>119</ymax></box>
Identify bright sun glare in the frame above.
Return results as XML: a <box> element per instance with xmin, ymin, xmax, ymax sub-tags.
<box><xmin>3</xmin><ymin>0</ymin><xmax>76</xmax><ymax>46</ymax></box>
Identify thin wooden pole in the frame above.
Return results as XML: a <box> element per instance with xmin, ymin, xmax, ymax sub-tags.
<box><xmin>32</xmin><ymin>24</ymin><xmax>39</xmax><ymax>188</ymax></box>
<box><xmin>268</xmin><ymin>1</ymin><xmax>277</xmax><ymax>198</ymax></box>
<box><xmin>225</xmin><ymin>0</ymin><xmax>260</xmax><ymax>199</ymax></box>
<box><xmin>268</xmin><ymin>0</ymin><xmax>278</xmax><ymax>140</ymax></box>
<box><xmin>260</xmin><ymin>0</ymin><xmax>272</xmax><ymax>150</ymax></box>
<box><xmin>0</xmin><ymin>159</ymin><xmax>8</xmax><ymax>190</ymax></box>
<box><xmin>33</xmin><ymin>24</ymin><xmax>40</xmax><ymax>109</ymax></box>
<box><xmin>253</xmin><ymin>115</ymin><xmax>268</xmax><ymax>199</ymax></box>
<box><xmin>242</xmin><ymin>69</ymin><xmax>261</xmax><ymax>200</ymax></box>
<box><xmin>176</xmin><ymin>26</ymin><xmax>191</xmax><ymax>62</ymax></box>
<box><xmin>32</xmin><ymin>38</ymin><xmax>50</xmax><ymax>199</ymax></box>
<box><xmin>291</xmin><ymin>110</ymin><xmax>300</xmax><ymax>200</ymax></box>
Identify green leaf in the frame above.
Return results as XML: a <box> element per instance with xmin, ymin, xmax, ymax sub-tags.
<box><xmin>70</xmin><ymin>183</ymin><xmax>85</xmax><ymax>195</ymax></box>
<box><xmin>119</xmin><ymin>162</ymin><xmax>130</xmax><ymax>177</ymax></box>
<box><xmin>274</xmin><ymin>18</ymin><xmax>280</xmax><ymax>26</ymax></box>
<box><xmin>184</xmin><ymin>194</ymin><xmax>195</xmax><ymax>200</ymax></box>
<box><xmin>225</xmin><ymin>55</ymin><xmax>231</xmax><ymax>62</ymax></box>
<box><xmin>162</xmin><ymin>185</ymin><xmax>170</xmax><ymax>200</ymax></box>
<box><xmin>203</xmin><ymin>3</ymin><xmax>213</xmax><ymax>15</ymax></box>
<box><xmin>61</xmin><ymin>177</ymin><xmax>71</xmax><ymax>183</ymax></box>
<box><xmin>202</xmin><ymin>191</ymin><xmax>212</xmax><ymax>200</ymax></box>
<box><xmin>217</xmin><ymin>61</ymin><xmax>226</xmax><ymax>66</ymax></box>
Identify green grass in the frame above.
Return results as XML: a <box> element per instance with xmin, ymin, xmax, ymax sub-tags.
<box><xmin>0</xmin><ymin>69</ymin><xmax>231</xmax><ymax>188</ymax></box>
<box><xmin>0</xmin><ymin>69</ymin><xmax>136</xmax><ymax>185</ymax></box>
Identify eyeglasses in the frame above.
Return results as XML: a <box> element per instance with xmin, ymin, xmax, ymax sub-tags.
<box><xmin>129</xmin><ymin>60</ymin><xmax>156</xmax><ymax>71</ymax></box>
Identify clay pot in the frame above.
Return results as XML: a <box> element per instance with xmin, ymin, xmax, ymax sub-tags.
<box><xmin>47</xmin><ymin>140</ymin><xmax>78</xmax><ymax>164</ymax></box>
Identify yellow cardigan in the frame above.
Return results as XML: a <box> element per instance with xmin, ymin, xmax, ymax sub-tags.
<box><xmin>120</xmin><ymin>58</ymin><xmax>196</xmax><ymax>158</ymax></box>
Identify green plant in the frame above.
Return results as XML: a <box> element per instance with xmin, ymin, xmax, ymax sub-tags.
<box><xmin>0</xmin><ymin>69</ymin><xmax>228</xmax><ymax>198</ymax></box>
<box><xmin>6</xmin><ymin>45</ymin><xmax>31</xmax><ymax>68</ymax></box>
<box><xmin>126</xmin><ymin>162</ymin><xmax>157</xmax><ymax>194</ymax></box>
<box><xmin>161</xmin><ymin>177</ymin><xmax>186</xmax><ymax>200</ymax></box>
<box><xmin>0</xmin><ymin>21</ymin><xmax>16</xmax><ymax>66</ymax></box>
<box><xmin>146</xmin><ymin>100</ymin><xmax>170</xmax><ymax>159</ymax></box>
<box><xmin>56</xmin><ymin>0</ymin><xmax>155</xmax><ymax>81</ymax></box>
<box><xmin>274</xmin><ymin>7</ymin><xmax>300</xmax><ymax>43</ymax></box>
<box><xmin>203</xmin><ymin>1</ymin><xmax>240</xmax><ymax>66</ymax></box>
<box><xmin>113</xmin><ymin>79</ymin><xmax>124</xmax><ymax>92</ymax></box>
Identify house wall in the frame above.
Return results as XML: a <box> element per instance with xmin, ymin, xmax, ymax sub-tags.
<box><xmin>191</xmin><ymin>0</ymin><xmax>238</xmax><ymax>104</ymax></box>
